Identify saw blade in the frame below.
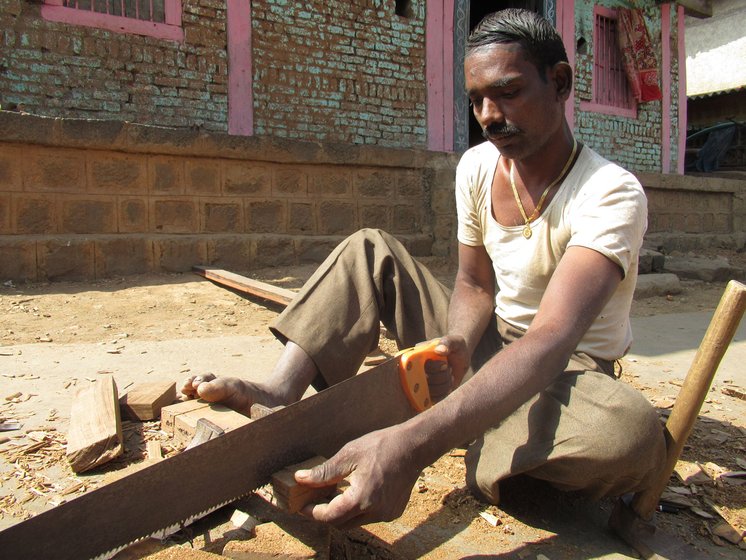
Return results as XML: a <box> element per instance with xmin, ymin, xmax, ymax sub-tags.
<box><xmin>0</xmin><ymin>358</ymin><xmax>414</xmax><ymax>560</ymax></box>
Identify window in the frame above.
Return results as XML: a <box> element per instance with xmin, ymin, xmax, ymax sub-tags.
<box><xmin>580</xmin><ymin>6</ymin><xmax>636</xmax><ymax>118</ymax></box>
<box><xmin>41</xmin><ymin>0</ymin><xmax>183</xmax><ymax>41</ymax></box>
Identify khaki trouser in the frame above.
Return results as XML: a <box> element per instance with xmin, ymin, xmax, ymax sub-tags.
<box><xmin>271</xmin><ymin>229</ymin><xmax>666</xmax><ymax>502</ymax></box>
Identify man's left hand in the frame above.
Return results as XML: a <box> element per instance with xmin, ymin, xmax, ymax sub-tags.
<box><xmin>294</xmin><ymin>426</ymin><xmax>420</xmax><ymax>529</ymax></box>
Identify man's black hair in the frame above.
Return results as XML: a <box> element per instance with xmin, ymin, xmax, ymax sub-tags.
<box><xmin>467</xmin><ymin>9</ymin><xmax>568</xmax><ymax>80</ymax></box>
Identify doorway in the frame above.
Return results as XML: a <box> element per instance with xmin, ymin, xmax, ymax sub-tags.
<box><xmin>462</xmin><ymin>1</ymin><xmax>551</xmax><ymax>148</ymax></box>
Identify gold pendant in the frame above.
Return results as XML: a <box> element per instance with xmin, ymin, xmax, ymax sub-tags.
<box><xmin>522</xmin><ymin>224</ymin><xmax>532</xmax><ymax>239</ymax></box>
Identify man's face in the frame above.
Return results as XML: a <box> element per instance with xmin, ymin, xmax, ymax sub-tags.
<box><xmin>464</xmin><ymin>43</ymin><xmax>564</xmax><ymax>161</ymax></box>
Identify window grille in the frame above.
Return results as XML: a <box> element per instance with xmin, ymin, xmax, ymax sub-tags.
<box><xmin>581</xmin><ymin>6</ymin><xmax>636</xmax><ymax>117</ymax></box>
<box><xmin>42</xmin><ymin>0</ymin><xmax>183</xmax><ymax>41</ymax></box>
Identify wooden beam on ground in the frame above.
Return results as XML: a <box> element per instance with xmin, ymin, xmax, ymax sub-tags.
<box><xmin>119</xmin><ymin>381</ymin><xmax>177</xmax><ymax>421</ymax></box>
<box><xmin>192</xmin><ymin>265</ymin><xmax>295</xmax><ymax>307</ymax></box>
<box><xmin>66</xmin><ymin>376</ymin><xmax>123</xmax><ymax>473</ymax></box>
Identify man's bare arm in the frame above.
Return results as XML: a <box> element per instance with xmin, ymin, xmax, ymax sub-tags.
<box><xmin>299</xmin><ymin>246</ymin><xmax>625</xmax><ymax>527</ymax></box>
<box><xmin>408</xmin><ymin>245</ymin><xmax>624</xmax><ymax>467</ymax></box>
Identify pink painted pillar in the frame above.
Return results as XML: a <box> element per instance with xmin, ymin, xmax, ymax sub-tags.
<box><xmin>556</xmin><ymin>0</ymin><xmax>575</xmax><ymax>132</ymax></box>
<box><xmin>677</xmin><ymin>4</ymin><xmax>687</xmax><ymax>174</ymax></box>
<box><xmin>426</xmin><ymin>0</ymin><xmax>455</xmax><ymax>152</ymax></box>
<box><xmin>227</xmin><ymin>0</ymin><xmax>253</xmax><ymax>136</ymax></box>
<box><xmin>661</xmin><ymin>3</ymin><xmax>672</xmax><ymax>173</ymax></box>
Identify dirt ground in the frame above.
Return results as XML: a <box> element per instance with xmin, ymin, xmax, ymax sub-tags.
<box><xmin>0</xmin><ymin>255</ymin><xmax>745</xmax><ymax>558</ymax></box>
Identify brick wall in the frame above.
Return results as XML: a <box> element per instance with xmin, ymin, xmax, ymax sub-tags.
<box><xmin>0</xmin><ymin>0</ymin><xmax>428</xmax><ymax>148</ymax></box>
<box><xmin>0</xmin><ymin>112</ymin><xmax>458</xmax><ymax>282</ymax></box>
<box><xmin>251</xmin><ymin>0</ymin><xmax>427</xmax><ymax>147</ymax></box>
<box><xmin>0</xmin><ymin>0</ymin><xmax>229</xmax><ymax>132</ymax></box>
<box><xmin>573</xmin><ymin>1</ymin><xmax>677</xmax><ymax>173</ymax></box>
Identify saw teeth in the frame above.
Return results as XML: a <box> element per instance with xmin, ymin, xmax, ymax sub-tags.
<box><xmin>88</xmin><ymin>492</ymin><xmax>252</xmax><ymax>560</ymax></box>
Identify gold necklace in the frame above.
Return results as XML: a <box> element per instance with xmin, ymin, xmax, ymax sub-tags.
<box><xmin>510</xmin><ymin>138</ymin><xmax>578</xmax><ymax>239</ymax></box>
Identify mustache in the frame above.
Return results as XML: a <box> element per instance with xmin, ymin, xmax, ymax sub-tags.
<box><xmin>482</xmin><ymin>123</ymin><xmax>521</xmax><ymax>140</ymax></box>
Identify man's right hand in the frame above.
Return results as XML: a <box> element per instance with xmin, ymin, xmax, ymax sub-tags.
<box><xmin>430</xmin><ymin>335</ymin><xmax>471</xmax><ymax>396</ymax></box>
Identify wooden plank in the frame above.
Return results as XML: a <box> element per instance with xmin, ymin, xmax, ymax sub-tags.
<box><xmin>192</xmin><ymin>265</ymin><xmax>295</xmax><ymax>307</ymax></box>
<box><xmin>146</xmin><ymin>440</ymin><xmax>163</xmax><ymax>462</ymax></box>
<box><xmin>160</xmin><ymin>399</ymin><xmax>211</xmax><ymax>435</ymax></box>
<box><xmin>66</xmin><ymin>376</ymin><xmax>123</xmax><ymax>473</ymax></box>
<box><xmin>120</xmin><ymin>381</ymin><xmax>177</xmax><ymax>421</ymax></box>
<box><xmin>269</xmin><ymin>456</ymin><xmax>336</xmax><ymax>514</ymax></box>
<box><xmin>173</xmin><ymin>403</ymin><xmax>252</xmax><ymax>448</ymax></box>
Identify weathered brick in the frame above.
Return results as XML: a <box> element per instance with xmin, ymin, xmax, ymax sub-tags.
<box><xmin>153</xmin><ymin>236</ymin><xmax>208</xmax><ymax>272</ymax></box>
<box><xmin>0</xmin><ymin>239</ymin><xmax>37</xmax><ymax>281</ymax></box>
<box><xmin>0</xmin><ymin>147</ymin><xmax>23</xmax><ymax>191</ymax></box>
<box><xmin>95</xmin><ymin>237</ymin><xmax>153</xmax><ymax>277</ymax></box>
<box><xmin>203</xmin><ymin>201</ymin><xmax>243</xmax><ymax>232</ymax></box>
<box><xmin>224</xmin><ymin>163</ymin><xmax>272</xmax><ymax>195</ymax></box>
<box><xmin>153</xmin><ymin>199</ymin><xmax>197</xmax><ymax>233</ymax></box>
<box><xmin>254</xmin><ymin>236</ymin><xmax>295</xmax><ymax>267</ymax></box>
<box><xmin>0</xmin><ymin>194</ymin><xmax>10</xmax><ymax>234</ymax></box>
<box><xmin>247</xmin><ymin>200</ymin><xmax>285</xmax><ymax>233</ymax></box>
<box><xmin>288</xmin><ymin>202</ymin><xmax>314</xmax><ymax>233</ymax></box>
<box><xmin>15</xmin><ymin>196</ymin><xmax>58</xmax><ymax>234</ymax></box>
<box><xmin>24</xmin><ymin>150</ymin><xmax>85</xmax><ymax>193</ymax></box>
<box><xmin>149</xmin><ymin>156</ymin><xmax>185</xmax><ymax>194</ymax></box>
<box><xmin>89</xmin><ymin>154</ymin><xmax>147</xmax><ymax>194</ymax></box>
<box><xmin>206</xmin><ymin>236</ymin><xmax>253</xmax><ymax>271</ymax></box>
<box><xmin>318</xmin><ymin>200</ymin><xmax>355</xmax><ymax>235</ymax></box>
<box><xmin>309</xmin><ymin>171</ymin><xmax>351</xmax><ymax>197</ymax></box>
<box><xmin>274</xmin><ymin>168</ymin><xmax>308</xmax><ymax>196</ymax></box>
<box><xmin>38</xmin><ymin>238</ymin><xmax>95</xmax><ymax>281</ymax></box>
<box><xmin>294</xmin><ymin>236</ymin><xmax>339</xmax><ymax>264</ymax></box>
<box><xmin>392</xmin><ymin>205</ymin><xmax>418</xmax><ymax>234</ymax></box>
<box><xmin>355</xmin><ymin>170</ymin><xmax>396</xmax><ymax>199</ymax></box>
<box><xmin>360</xmin><ymin>204</ymin><xmax>391</xmax><ymax>230</ymax></box>
<box><xmin>397</xmin><ymin>171</ymin><xmax>424</xmax><ymax>198</ymax></box>
<box><xmin>119</xmin><ymin>198</ymin><xmax>149</xmax><ymax>233</ymax></box>
<box><xmin>186</xmin><ymin>160</ymin><xmax>221</xmax><ymax>194</ymax></box>
<box><xmin>61</xmin><ymin>198</ymin><xmax>116</xmax><ymax>233</ymax></box>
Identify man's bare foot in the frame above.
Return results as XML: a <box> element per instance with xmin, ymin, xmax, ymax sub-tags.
<box><xmin>180</xmin><ymin>374</ymin><xmax>288</xmax><ymax>416</ymax></box>
<box><xmin>179</xmin><ymin>341</ymin><xmax>321</xmax><ymax>416</ymax></box>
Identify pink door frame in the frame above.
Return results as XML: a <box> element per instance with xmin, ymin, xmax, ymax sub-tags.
<box><xmin>226</xmin><ymin>0</ymin><xmax>253</xmax><ymax>136</ymax></box>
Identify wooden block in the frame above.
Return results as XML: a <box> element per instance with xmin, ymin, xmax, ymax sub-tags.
<box><xmin>120</xmin><ymin>381</ymin><xmax>177</xmax><ymax>421</ymax></box>
<box><xmin>173</xmin><ymin>403</ymin><xmax>251</xmax><ymax>448</ymax></box>
<box><xmin>270</xmin><ymin>456</ymin><xmax>336</xmax><ymax>514</ymax></box>
<box><xmin>160</xmin><ymin>399</ymin><xmax>211</xmax><ymax>435</ymax></box>
<box><xmin>66</xmin><ymin>376</ymin><xmax>123</xmax><ymax>473</ymax></box>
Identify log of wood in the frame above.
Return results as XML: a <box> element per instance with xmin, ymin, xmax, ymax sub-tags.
<box><xmin>66</xmin><ymin>376</ymin><xmax>123</xmax><ymax>473</ymax></box>
<box><xmin>120</xmin><ymin>381</ymin><xmax>177</xmax><ymax>421</ymax></box>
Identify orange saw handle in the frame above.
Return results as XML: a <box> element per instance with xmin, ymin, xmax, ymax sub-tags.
<box><xmin>397</xmin><ymin>339</ymin><xmax>446</xmax><ymax>413</ymax></box>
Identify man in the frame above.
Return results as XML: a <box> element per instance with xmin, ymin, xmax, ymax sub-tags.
<box><xmin>182</xmin><ymin>9</ymin><xmax>665</xmax><ymax>527</ymax></box>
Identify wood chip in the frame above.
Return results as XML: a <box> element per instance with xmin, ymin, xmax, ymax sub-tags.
<box><xmin>712</xmin><ymin>521</ymin><xmax>745</xmax><ymax>545</ymax></box>
<box><xmin>722</xmin><ymin>386</ymin><xmax>746</xmax><ymax>401</ymax></box>
<box><xmin>479</xmin><ymin>511</ymin><xmax>500</xmax><ymax>526</ymax></box>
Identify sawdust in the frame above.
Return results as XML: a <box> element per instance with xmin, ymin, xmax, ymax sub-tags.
<box><xmin>1</xmin><ymin>259</ymin><xmax>745</xmax><ymax>556</ymax></box>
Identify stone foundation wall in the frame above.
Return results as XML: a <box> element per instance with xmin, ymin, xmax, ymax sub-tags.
<box><xmin>0</xmin><ymin>112</ymin><xmax>459</xmax><ymax>282</ymax></box>
<box><xmin>1</xmin><ymin>113</ymin><xmax>744</xmax><ymax>283</ymax></box>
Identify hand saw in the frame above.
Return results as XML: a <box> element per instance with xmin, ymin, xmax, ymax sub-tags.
<box><xmin>0</xmin><ymin>341</ymin><xmax>443</xmax><ymax>560</ymax></box>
